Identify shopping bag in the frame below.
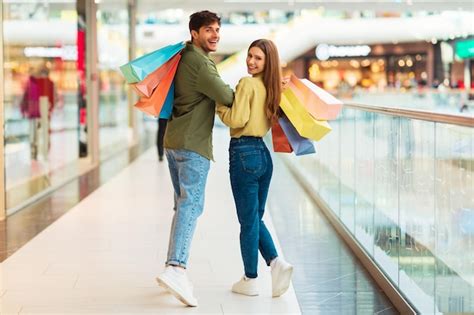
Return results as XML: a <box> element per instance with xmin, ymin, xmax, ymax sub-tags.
<box><xmin>158</xmin><ymin>83</ymin><xmax>174</xmax><ymax>119</ymax></box>
<box><xmin>278</xmin><ymin>116</ymin><xmax>315</xmax><ymax>156</ymax></box>
<box><xmin>271</xmin><ymin>119</ymin><xmax>293</xmax><ymax>153</ymax></box>
<box><xmin>134</xmin><ymin>53</ymin><xmax>180</xmax><ymax>116</ymax></box>
<box><xmin>280</xmin><ymin>89</ymin><xmax>332</xmax><ymax>141</ymax></box>
<box><xmin>132</xmin><ymin>54</ymin><xmax>181</xmax><ymax>98</ymax></box>
<box><xmin>120</xmin><ymin>41</ymin><xmax>185</xmax><ymax>84</ymax></box>
<box><xmin>288</xmin><ymin>74</ymin><xmax>343</xmax><ymax>120</ymax></box>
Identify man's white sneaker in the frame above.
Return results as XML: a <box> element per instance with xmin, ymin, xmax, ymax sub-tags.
<box><xmin>231</xmin><ymin>276</ymin><xmax>259</xmax><ymax>296</ymax></box>
<box><xmin>271</xmin><ymin>257</ymin><xmax>293</xmax><ymax>297</ymax></box>
<box><xmin>156</xmin><ymin>266</ymin><xmax>198</xmax><ymax>307</ymax></box>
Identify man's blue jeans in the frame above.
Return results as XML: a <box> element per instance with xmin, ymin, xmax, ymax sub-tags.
<box><xmin>229</xmin><ymin>136</ymin><xmax>278</xmax><ymax>278</ymax></box>
<box><xmin>165</xmin><ymin>148</ymin><xmax>210</xmax><ymax>268</ymax></box>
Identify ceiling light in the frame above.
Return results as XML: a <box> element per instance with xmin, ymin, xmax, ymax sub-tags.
<box><xmin>350</xmin><ymin>60</ymin><xmax>360</xmax><ymax>68</ymax></box>
<box><xmin>361</xmin><ymin>59</ymin><xmax>371</xmax><ymax>67</ymax></box>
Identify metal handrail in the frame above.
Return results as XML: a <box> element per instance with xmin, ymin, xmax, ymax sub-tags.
<box><xmin>344</xmin><ymin>102</ymin><xmax>474</xmax><ymax>128</ymax></box>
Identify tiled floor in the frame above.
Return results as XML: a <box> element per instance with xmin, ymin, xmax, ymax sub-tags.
<box><xmin>0</xmin><ymin>127</ymin><xmax>397</xmax><ymax>314</ymax></box>
<box><xmin>0</xmin><ymin>129</ymin><xmax>300</xmax><ymax>314</ymax></box>
<box><xmin>0</xmin><ymin>135</ymin><xmax>153</xmax><ymax>262</ymax></box>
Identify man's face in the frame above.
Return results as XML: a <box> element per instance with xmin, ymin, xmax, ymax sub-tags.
<box><xmin>191</xmin><ymin>22</ymin><xmax>220</xmax><ymax>53</ymax></box>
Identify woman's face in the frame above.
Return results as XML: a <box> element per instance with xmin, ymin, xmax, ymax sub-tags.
<box><xmin>246</xmin><ymin>46</ymin><xmax>265</xmax><ymax>76</ymax></box>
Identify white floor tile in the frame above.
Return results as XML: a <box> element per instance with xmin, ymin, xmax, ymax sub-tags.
<box><xmin>221</xmin><ymin>299</ymin><xmax>300</xmax><ymax>314</ymax></box>
<box><xmin>21</xmin><ymin>303</ymin><xmax>223</xmax><ymax>315</ymax></box>
<box><xmin>74</xmin><ymin>272</ymin><xmax>158</xmax><ymax>289</ymax></box>
<box><xmin>1</xmin><ymin>274</ymin><xmax>78</xmax><ymax>290</ymax></box>
<box><xmin>0</xmin><ymin>296</ymin><xmax>22</xmax><ymax>315</ymax></box>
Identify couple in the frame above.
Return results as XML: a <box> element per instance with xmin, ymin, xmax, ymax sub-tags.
<box><xmin>156</xmin><ymin>10</ymin><xmax>293</xmax><ymax>307</ymax></box>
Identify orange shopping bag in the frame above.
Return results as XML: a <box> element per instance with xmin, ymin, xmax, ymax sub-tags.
<box><xmin>133</xmin><ymin>54</ymin><xmax>180</xmax><ymax>116</ymax></box>
<box><xmin>132</xmin><ymin>54</ymin><xmax>181</xmax><ymax>98</ymax></box>
<box><xmin>271</xmin><ymin>119</ymin><xmax>293</xmax><ymax>153</ymax></box>
<box><xmin>288</xmin><ymin>74</ymin><xmax>342</xmax><ymax>120</ymax></box>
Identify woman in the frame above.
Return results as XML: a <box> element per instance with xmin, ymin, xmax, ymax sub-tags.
<box><xmin>217</xmin><ymin>39</ymin><xmax>293</xmax><ymax>298</ymax></box>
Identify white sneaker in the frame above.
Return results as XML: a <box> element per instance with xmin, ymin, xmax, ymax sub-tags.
<box><xmin>156</xmin><ymin>266</ymin><xmax>198</xmax><ymax>307</ymax></box>
<box><xmin>271</xmin><ymin>257</ymin><xmax>293</xmax><ymax>297</ymax></box>
<box><xmin>231</xmin><ymin>276</ymin><xmax>259</xmax><ymax>296</ymax></box>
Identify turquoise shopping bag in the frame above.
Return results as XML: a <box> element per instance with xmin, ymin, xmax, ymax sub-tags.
<box><xmin>159</xmin><ymin>83</ymin><xmax>174</xmax><ymax>119</ymax></box>
<box><xmin>120</xmin><ymin>41</ymin><xmax>185</xmax><ymax>84</ymax></box>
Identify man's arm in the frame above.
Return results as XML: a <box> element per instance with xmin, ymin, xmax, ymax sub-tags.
<box><xmin>195</xmin><ymin>62</ymin><xmax>234</xmax><ymax>106</ymax></box>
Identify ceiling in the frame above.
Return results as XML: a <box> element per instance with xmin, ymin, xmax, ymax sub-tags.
<box><xmin>134</xmin><ymin>0</ymin><xmax>474</xmax><ymax>13</ymax></box>
<box><xmin>3</xmin><ymin>0</ymin><xmax>472</xmax><ymax>12</ymax></box>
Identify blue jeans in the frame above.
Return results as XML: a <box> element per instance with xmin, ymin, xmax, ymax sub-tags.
<box><xmin>165</xmin><ymin>148</ymin><xmax>210</xmax><ymax>268</ymax></box>
<box><xmin>229</xmin><ymin>136</ymin><xmax>278</xmax><ymax>278</ymax></box>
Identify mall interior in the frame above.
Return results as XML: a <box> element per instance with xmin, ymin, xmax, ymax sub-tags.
<box><xmin>0</xmin><ymin>0</ymin><xmax>473</xmax><ymax>314</ymax></box>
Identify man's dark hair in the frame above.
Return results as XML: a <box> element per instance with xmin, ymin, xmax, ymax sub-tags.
<box><xmin>189</xmin><ymin>10</ymin><xmax>221</xmax><ymax>33</ymax></box>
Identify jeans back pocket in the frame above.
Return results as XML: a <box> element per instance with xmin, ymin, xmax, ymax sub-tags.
<box><xmin>239</xmin><ymin>150</ymin><xmax>263</xmax><ymax>174</ymax></box>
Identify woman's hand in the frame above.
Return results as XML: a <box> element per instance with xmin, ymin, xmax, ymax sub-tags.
<box><xmin>281</xmin><ymin>76</ymin><xmax>290</xmax><ymax>90</ymax></box>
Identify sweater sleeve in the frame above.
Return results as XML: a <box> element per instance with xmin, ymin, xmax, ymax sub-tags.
<box><xmin>195</xmin><ymin>62</ymin><xmax>234</xmax><ymax>106</ymax></box>
<box><xmin>217</xmin><ymin>78</ymin><xmax>253</xmax><ymax>128</ymax></box>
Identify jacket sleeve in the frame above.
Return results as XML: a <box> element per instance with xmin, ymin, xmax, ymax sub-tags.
<box><xmin>195</xmin><ymin>62</ymin><xmax>234</xmax><ymax>106</ymax></box>
<box><xmin>216</xmin><ymin>78</ymin><xmax>253</xmax><ymax>128</ymax></box>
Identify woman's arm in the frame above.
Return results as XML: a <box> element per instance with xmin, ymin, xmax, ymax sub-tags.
<box><xmin>217</xmin><ymin>77</ymin><xmax>253</xmax><ymax>128</ymax></box>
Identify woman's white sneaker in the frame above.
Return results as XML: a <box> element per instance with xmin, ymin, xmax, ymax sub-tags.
<box><xmin>271</xmin><ymin>258</ymin><xmax>293</xmax><ymax>297</ymax></box>
<box><xmin>231</xmin><ymin>276</ymin><xmax>259</xmax><ymax>296</ymax></box>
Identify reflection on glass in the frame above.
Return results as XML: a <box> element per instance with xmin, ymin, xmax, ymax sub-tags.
<box><xmin>435</xmin><ymin>124</ymin><xmax>474</xmax><ymax>313</ymax></box>
<box><xmin>398</xmin><ymin>119</ymin><xmax>436</xmax><ymax>313</ymax></box>
<box><xmin>97</xmin><ymin>0</ymin><xmax>130</xmax><ymax>157</ymax></box>
<box><xmin>340</xmin><ymin>109</ymin><xmax>356</xmax><ymax>232</ymax></box>
<box><xmin>3</xmin><ymin>1</ymin><xmax>81</xmax><ymax>209</ymax></box>
<box><xmin>354</xmin><ymin>111</ymin><xmax>375</xmax><ymax>257</ymax></box>
<box><xmin>318</xmin><ymin>119</ymin><xmax>340</xmax><ymax>216</ymax></box>
<box><xmin>373</xmin><ymin>115</ymin><xmax>400</xmax><ymax>286</ymax></box>
<box><xmin>285</xmin><ymin>108</ymin><xmax>474</xmax><ymax>313</ymax></box>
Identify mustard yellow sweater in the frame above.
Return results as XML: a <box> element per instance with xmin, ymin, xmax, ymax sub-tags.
<box><xmin>216</xmin><ymin>76</ymin><xmax>271</xmax><ymax>138</ymax></box>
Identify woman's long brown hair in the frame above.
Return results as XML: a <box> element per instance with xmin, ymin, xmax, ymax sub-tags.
<box><xmin>248</xmin><ymin>39</ymin><xmax>282</xmax><ymax>123</ymax></box>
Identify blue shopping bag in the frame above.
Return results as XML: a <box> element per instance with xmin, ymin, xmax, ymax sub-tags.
<box><xmin>120</xmin><ymin>41</ymin><xmax>185</xmax><ymax>84</ymax></box>
<box><xmin>159</xmin><ymin>83</ymin><xmax>174</xmax><ymax>119</ymax></box>
<box><xmin>279</xmin><ymin>116</ymin><xmax>316</xmax><ymax>156</ymax></box>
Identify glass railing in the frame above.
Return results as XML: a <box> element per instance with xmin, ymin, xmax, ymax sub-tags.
<box><xmin>343</xmin><ymin>88</ymin><xmax>474</xmax><ymax>117</ymax></box>
<box><xmin>280</xmin><ymin>104</ymin><xmax>473</xmax><ymax>314</ymax></box>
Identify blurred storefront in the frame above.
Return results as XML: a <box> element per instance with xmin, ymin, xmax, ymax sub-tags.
<box><xmin>285</xmin><ymin>42</ymin><xmax>434</xmax><ymax>94</ymax></box>
<box><xmin>96</xmin><ymin>0</ymin><xmax>131</xmax><ymax>158</ymax></box>
<box><xmin>1</xmin><ymin>0</ymin><xmax>136</xmax><ymax>216</ymax></box>
<box><xmin>2</xmin><ymin>0</ymin><xmax>82</xmax><ymax>212</ymax></box>
<box><xmin>453</xmin><ymin>38</ymin><xmax>474</xmax><ymax>90</ymax></box>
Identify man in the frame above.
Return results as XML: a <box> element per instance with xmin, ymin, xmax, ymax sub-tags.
<box><xmin>156</xmin><ymin>11</ymin><xmax>234</xmax><ymax>307</ymax></box>
<box><xmin>156</xmin><ymin>118</ymin><xmax>167</xmax><ymax>162</ymax></box>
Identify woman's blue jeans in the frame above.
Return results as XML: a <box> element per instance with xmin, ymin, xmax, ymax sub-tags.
<box><xmin>229</xmin><ymin>136</ymin><xmax>278</xmax><ymax>278</ymax></box>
